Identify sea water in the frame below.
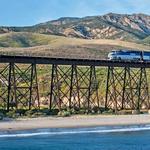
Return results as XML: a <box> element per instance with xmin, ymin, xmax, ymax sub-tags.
<box><xmin>0</xmin><ymin>125</ymin><xmax>150</xmax><ymax>150</ymax></box>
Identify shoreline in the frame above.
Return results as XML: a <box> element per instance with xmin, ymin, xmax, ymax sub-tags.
<box><xmin>1</xmin><ymin>114</ymin><xmax>150</xmax><ymax>131</ymax></box>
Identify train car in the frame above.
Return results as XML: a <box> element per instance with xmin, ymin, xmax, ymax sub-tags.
<box><xmin>108</xmin><ymin>50</ymin><xmax>150</xmax><ymax>61</ymax></box>
<box><xmin>143</xmin><ymin>51</ymin><xmax>150</xmax><ymax>61</ymax></box>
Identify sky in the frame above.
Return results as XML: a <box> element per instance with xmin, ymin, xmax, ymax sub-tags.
<box><xmin>0</xmin><ymin>0</ymin><xmax>150</xmax><ymax>26</ymax></box>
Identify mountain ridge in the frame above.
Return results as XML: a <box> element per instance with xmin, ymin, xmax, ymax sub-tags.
<box><xmin>0</xmin><ymin>13</ymin><xmax>150</xmax><ymax>43</ymax></box>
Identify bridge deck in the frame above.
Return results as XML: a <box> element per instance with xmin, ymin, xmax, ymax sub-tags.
<box><xmin>0</xmin><ymin>55</ymin><xmax>150</xmax><ymax>68</ymax></box>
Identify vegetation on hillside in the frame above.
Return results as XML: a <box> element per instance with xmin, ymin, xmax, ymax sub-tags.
<box><xmin>0</xmin><ymin>32</ymin><xmax>59</xmax><ymax>47</ymax></box>
<box><xmin>0</xmin><ymin>32</ymin><xmax>149</xmax><ymax>59</ymax></box>
<box><xmin>1</xmin><ymin>13</ymin><xmax>150</xmax><ymax>42</ymax></box>
<box><xmin>142</xmin><ymin>36</ymin><xmax>150</xmax><ymax>45</ymax></box>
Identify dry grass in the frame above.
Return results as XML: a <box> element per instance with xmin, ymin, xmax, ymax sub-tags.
<box><xmin>0</xmin><ymin>32</ymin><xmax>149</xmax><ymax>59</ymax></box>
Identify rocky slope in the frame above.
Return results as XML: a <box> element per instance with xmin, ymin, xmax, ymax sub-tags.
<box><xmin>0</xmin><ymin>13</ymin><xmax>150</xmax><ymax>43</ymax></box>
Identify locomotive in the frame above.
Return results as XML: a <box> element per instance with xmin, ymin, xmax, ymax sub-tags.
<box><xmin>108</xmin><ymin>50</ymin><xmax>150</xmax><ymax>61</ymax></box>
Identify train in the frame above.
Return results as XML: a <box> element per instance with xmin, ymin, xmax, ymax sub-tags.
<box><xmin>108</xmin><ymin>50</ymin><xmax>150</xmax><ymax>61</ymax></box>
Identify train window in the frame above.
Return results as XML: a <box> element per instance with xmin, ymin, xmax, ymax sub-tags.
<box><xmin>144</xmin><ymin>52</ymin><xmax>150</xmax><ymax>56</ymax></box>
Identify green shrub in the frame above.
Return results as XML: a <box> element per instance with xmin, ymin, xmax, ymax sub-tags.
<box><xmin>6</xmin><ymin>110</ymin><xmax>19</xmax><ymax>118</ymax></box>
<box><xmin>40</xmin><ymin>108</ymin><xmax>51</xmax><ymax>115</ymax></box>
<box><xmin>73</xmin><ymin>107</ymin><xmax>80</xmax><ymax>112</ymax></box>
<box><xmin>97</xmin><ymin>110</ymin><xmax>102</xmax><ymax>114</ymax></box>
<box><xmin>99</xmin><ymin>107</ymin><xmax>107</xmax><ymax>113</ymax></box>
<box><xmin>49</xmin><ymin>109</ymin><xmax>59</xmax><ymax>115</ymax></box>
<box><xmin>0</xmin><ymin>113</ymin><xmax>4</xmax><ymax>120</ymax></box>
<box><xmin>57</xmin><ymin>110</ymin><xmax>71</xmax><ymax>117</ymax></box>
<box><xmin>78</xmin><ymin>109</ymin><xmax>86</xmax><ymax>114</ymax></box>
<box><xmin>31</xmin><ymin>112</ymin><xmax>47</xmax><ymax>118</ymax></box>
<box><xmin>15</xmin><ymin>109</ymin><xmax>26</xmax><ymax>116</ymax></box>
<box><xmin>0</xmin><ymin>109</ymin><xmax>7</xmax><ymax>115</ymax></box>
<box><xmin>25</xmin><ymin>110</ymin><xmax>35</xmax><ymax>117</ymax></box>
<box><xmin>25</xmin><ymin>109</ymin><xmax>48</xmax><ymax>118</ymax></box>
<box><xmin>69</xmin><ymin>108</ymin><xmax>79</xmax><ymax>115</ymax></box>
<box><xmin>92</xmin><ymin>106</ymin><xmax>100</xmax><ymax>113</ymax></box>
<box><xmin>91</xmin><ymin>110</ymin><xmax>96</xmax><ymax>114</ymax></box>
<box><xmin>102</xmin><ymin>109</ymin><xmax>114</xmax><ymax>115</ymax></box>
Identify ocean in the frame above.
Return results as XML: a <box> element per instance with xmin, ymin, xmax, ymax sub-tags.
<box><xmin>0</xmin><ymin>125</ymin><xmax>150</xmax><ymax>150</ymax></box>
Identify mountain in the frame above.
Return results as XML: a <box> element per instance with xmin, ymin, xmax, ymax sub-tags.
<box><xmin>1</xmin><ymin>13</ymin><xmax>150</xmax><ymax>43</ymax></box>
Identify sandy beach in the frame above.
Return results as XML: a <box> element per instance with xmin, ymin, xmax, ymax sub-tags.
<box><xmin>0</xmin><ymin>114</ymin><xmax>150</xmax><ymax>131</ymax></box>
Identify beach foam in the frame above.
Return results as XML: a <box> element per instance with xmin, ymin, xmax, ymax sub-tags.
<box><xmin>0</xmin><ymin>125</ymin><xmax>150</xmax><ymax>138</ymax></box>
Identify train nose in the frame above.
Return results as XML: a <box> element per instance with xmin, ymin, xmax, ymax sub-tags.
<box><xmin>108</xmin><ymin>54</ymin><xmax>113</xmax><ymax>60</ymax></box>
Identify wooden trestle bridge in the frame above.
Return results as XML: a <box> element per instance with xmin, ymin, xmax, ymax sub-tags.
<box><xmin>0</xmin><ymin>55</ymin><xmax>150</xmax><ymax>112</ymax></box>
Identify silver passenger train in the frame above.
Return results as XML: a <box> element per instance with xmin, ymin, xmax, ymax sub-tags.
<box><xmin>108</xmin><ymin>50</ymin><xmax>150</xmax><ymax>61</ymax></box>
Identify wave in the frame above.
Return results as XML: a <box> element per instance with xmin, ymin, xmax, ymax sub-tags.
<box><xmin>1</xmin><ymin>125</ymin><xmax>150</xmax><ymax>138</ymax></box>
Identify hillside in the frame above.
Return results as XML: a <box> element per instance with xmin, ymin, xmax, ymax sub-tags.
<box><xmin>1</xmin><ymin>13</ymin><xmax>150</xmax><ymax>42</ymax></box>
<box><xmin>142</xmin><ymin>36</ymin><xmax>150</xmax><ymax>45</ymax></box>
<box><xmin>0</xmin><ymin>32</ymin><xmax>60</xmax><ymax>47</ymax></box>
<box><xmin>0</xmin><ymin>32</ymin><xmax>149</xmax><ymax>59</ymax></box>
<box><xmin>0</xmin><ymin>13</ymin><xmax>150</xmax><ymax>59</ymax></box>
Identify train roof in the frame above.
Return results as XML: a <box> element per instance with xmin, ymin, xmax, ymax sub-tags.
<box><xmin>111</xmin><ymin>49</ymin><xmax>141</xmax><ymax>53</ymax></box>
<box><xmin>111</xmin><ymin>50</ymin><xmax>150</xmax><ymax>55</ymax></box>
<box><xmin>111</xmin><ymin>50</ymin><xmax>150</xmax><ymax>53</ymax></box>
